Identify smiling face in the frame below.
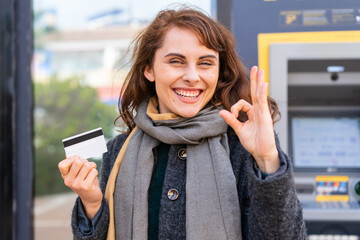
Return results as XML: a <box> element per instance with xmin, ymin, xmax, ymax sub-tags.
<box><xmin>144</xmin><ymin>27</ymin><xmax>219</xmax><ymax>118</ymax></box>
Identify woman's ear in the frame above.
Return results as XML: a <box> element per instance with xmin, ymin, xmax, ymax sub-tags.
<box><xmin>144</xmin><ymin>65</ymin><xmax>155</xmax><ymax>82</ymax></box>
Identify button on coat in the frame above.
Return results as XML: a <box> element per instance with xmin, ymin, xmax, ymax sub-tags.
<box><xmin>178</xmin><ymin>148</ymin><xmax>187</xmax><ymax>161</ymax></box>
<box><xmin>167</xmin><ymin>189</ymin><xmax>179</xmax><ymax>201</ymax></box>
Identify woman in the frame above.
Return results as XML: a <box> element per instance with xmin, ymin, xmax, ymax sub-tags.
<box><xmin>58</xmin><ymin>7</ymin><xmax>307</xmax><ymax>240</ymax></box>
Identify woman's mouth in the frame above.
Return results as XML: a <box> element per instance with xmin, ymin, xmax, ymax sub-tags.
<box><xmin>174</xmin><ymin>89</ymin><xmax>201</xmax><ymax>99</ymax></box>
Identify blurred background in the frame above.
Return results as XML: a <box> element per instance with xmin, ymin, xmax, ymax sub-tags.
<box><xmin>31</xmin><ymin>0</ymin><xmax>213</xmax><ymax>239</ymax></box>
<box><xmin>1</xmin><ymin>0</ymin><xmax>360</xmax><ymax>239</ymax></box>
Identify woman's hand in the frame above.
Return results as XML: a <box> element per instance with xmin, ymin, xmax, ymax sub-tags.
<box><xmin>58</xmin><ymin>156</ymin><xmax>103</xmax><ymax>219</ymax></box>
<box><xmin>219</xmin><ymin>66</ymin><xmax>280</xmax><ymax>173</ymax></box>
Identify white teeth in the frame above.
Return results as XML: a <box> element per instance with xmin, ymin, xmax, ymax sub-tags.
<box><xmin>175</xmin><ymin>89</ymin><xmax>200</xmax><ymax>99</ymax></box>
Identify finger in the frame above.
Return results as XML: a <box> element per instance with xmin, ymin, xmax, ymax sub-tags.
<box><xmin>230</xmin><ymin>99</ymin><xmax>253</xmax><ymax>119</ymax></box>
<box><xmin>75</xmin><ymin>162</ymin><xmax>97</xmax><ymax>183</ymax></box>
<box><xmin>250</xmin><ymin>66</ymin><xmax>258</xmax><ymax>105</ymax></box>
<box><xmin>259</xmin><ymin>82</ymin><xmax>269</xmax><ymax>107</ymax></box>
<box><xmin>58</xmin><ymin>159</ymin><xmax>72</xmax><ymax>177</ymax></box>
<box><xmin>65</xmin><ymin>158</ymin><xmax>87</xmax><ymax>185</ymax></box>
<box><xmin>256</xmin><ymin>70</ymin><xmax>270</xmax><ymax>112</ymax></box>
<box><xmin>58</xmin><ymin>155</ymin><xmax>79</xmax><ymax>177</ymax></box>
<box><xmin>72</xmin><ymin>162</ymin><xmax>97</xmax><ymax>191</ymax></box>
<box><xmin>82</xmin><ymin>168</ymin><xmax>100</xmax><ymax>190</ymax></box>
<box><xmin>256</xmin><ymin>69</ymin><xmax>265</xmax><ymax>101</ymax></box>
<box><xmin>219</xmin><ymin>110</ymin><xmax>244</xmax><ymax>131</ymax></box>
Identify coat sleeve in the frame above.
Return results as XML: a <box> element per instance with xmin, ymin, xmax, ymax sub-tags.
<box><xmin>71</xmin><ymin>134</ymin><xmax>128</xmax><ymax>240</ymax></box>
<box><xmin>232</xmin><ymin>132</ymin><xmax>308</xmax><ymax>239</ymax></box>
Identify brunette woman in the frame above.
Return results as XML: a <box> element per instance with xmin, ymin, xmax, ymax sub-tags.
<box><xmin>59</xmin><ymin>7</ymin><xmax>307</xmax><ymax>240</ymax></box>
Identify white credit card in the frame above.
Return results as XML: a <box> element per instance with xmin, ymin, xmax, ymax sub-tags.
<box><xmin>62</xmin><ymin>127</ymin><xmax>108</xmax><ymax>159</ymax></box>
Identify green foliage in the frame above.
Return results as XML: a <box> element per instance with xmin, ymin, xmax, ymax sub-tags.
<box><xmin>34</xmin><ymin>76</ymin><xmax>117</xmax><ymax>196</ymax></box>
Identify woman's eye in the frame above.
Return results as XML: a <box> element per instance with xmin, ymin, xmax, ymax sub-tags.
<box><xmin>169</xmin><ymin>59</ymin><xmax>183</xmax><ymax>64</ymax></box>
<box><xmin>200</xmin><ymin>61</ymin><xmax>213</xmax><ymax>66</ymax></box>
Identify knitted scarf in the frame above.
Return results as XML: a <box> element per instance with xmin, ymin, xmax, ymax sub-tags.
<box><xmin>104</xmin><ymin>97</ymin><xmax>241</xmax><ymax>240</ymax></box>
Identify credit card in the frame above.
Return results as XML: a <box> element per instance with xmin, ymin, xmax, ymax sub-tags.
<box><xmin>62</xmin><ymin>127</ymin><xmax>108</xmax><ymax>159</ymax></box>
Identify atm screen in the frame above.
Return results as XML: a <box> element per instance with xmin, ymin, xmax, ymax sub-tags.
<box><xmin>291</xmin><ymin>117</ymin><xmax>360</xmax><ymax>168</ymax></box>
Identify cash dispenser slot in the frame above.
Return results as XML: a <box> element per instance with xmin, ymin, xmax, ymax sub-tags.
<box><xmin>296</xmin><ymin>183</ymin><xmax>315</xmax><ymax>194</ymax></box>
<box><xmin>288</xmin><ymin>86</ymin><xmax>360</xmax><ymax>107</ymax></box>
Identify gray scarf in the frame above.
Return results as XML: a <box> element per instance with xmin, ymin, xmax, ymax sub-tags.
<box><xmin>106</xmin><ymin>98</ymin><xmax>241</xmax><ymax>240</ymax></box>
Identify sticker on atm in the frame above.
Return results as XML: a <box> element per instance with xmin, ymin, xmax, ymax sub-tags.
<box><xmin>315</xmin><ymin>176</ymin><xmax>349</xmax><ymax>202</ymax></box>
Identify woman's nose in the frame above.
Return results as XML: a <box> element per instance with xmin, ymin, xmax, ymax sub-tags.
<box><xmin>183</xmin><ymin>65</ymin><xmax>200</xmax><ymax>83</ymax></box>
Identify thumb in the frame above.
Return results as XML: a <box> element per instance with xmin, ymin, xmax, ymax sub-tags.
<box><xmin>219</xmin><ymin>110</ymin><xmax>243</xmax><ymax>131</ymax></box>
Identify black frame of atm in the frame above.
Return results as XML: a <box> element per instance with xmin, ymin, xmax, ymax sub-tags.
<box><xmin>288</xmin><ymin>109</ymin><xmax>360</xmax><ymax>173</ymax></box>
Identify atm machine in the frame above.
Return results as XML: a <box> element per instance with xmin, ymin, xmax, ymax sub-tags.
<box><xmin>269</xmin><ymin>42</ymin><xmax>360</xmax><ymax>237</ymax></box>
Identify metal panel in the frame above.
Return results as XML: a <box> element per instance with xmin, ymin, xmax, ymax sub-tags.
<box><xmin>233</xmin><ymin>0</ymin><xmax>360</xmax><ymax>68</ymax></box>
<box><xmin>14</xmin><ymin>0</ymin><xmax>34</xmax><ymax>238</ymax></box>
<box><xmin>0</xmin><ymin>0</ymin><xmax>15</xmax><ymax>238</ymax></box>
<box><xmin>0</xmin><ymin>0</ymin><xmax>33</xmax><ymax>239</ymax></box>
<box><xmin>216</xmin><ymin>0</ymin><xmax>232</xmax><ymax>30</ymax></box>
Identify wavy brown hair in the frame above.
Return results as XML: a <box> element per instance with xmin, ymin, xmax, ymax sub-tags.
<box><xmin>116</xmin><ymin>7</ymin><xmax>280</xmax><ymax>133</ymax></box>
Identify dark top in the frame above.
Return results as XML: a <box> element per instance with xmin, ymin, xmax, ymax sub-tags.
<box><xmin>71</xmin><ymin>127</ymin><xmax>308</xmax><ymax>240</ymax></box>
<box><xmin>148</xmin><ymin>143</ymin><xmax>170</xmax><ymax>240</ymax></box>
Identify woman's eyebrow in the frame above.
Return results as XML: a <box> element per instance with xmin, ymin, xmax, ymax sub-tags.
<box><xmin>199</xmin><ymin>54</ymin><xmax>218</xmax><ymax>60</ymax></box>
<box><xmin>164</xmin><ymin>53</ymin><xmax>218</xmax><ymax>60</ymax></box>
<box><xmin>164</xmin><ymin>53</ymin><xmax>185</xmax><ymax>58</ymax></box>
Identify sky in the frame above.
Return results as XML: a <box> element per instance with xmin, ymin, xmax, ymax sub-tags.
<box><xmin>34</xmin><ymin>0</ymin><xmax>214</xmax><ymax>30</ymax></box>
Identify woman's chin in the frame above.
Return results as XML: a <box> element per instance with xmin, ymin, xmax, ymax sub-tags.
<box><xmin>175</xmin><ymin>108</ymin><xmax>201</xmax><ymax>118</ymax></box>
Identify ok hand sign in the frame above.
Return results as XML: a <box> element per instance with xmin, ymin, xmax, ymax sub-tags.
<box><xmin>219</xmin><ymin>66</ymin><xmax>280</xmax><ymax>174</ymax></box>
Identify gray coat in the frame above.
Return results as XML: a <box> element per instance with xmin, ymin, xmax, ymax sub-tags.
<box><xmin>71</xmin><ymin>128</ymin><xmax>308</xmax><ymax>239</ymax></box>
